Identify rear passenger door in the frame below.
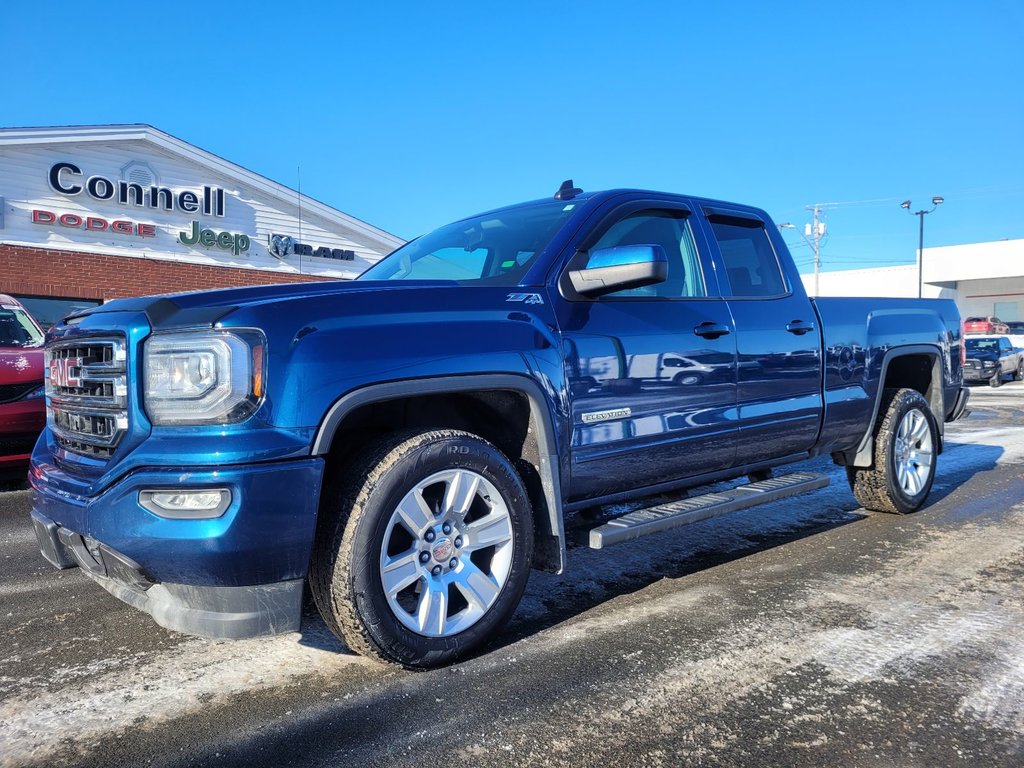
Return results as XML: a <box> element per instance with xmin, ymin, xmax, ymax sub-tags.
<box><xmin>701</xmin><ymin>206</ymin><xmax>824</xmax><ymax>463</ymax></box>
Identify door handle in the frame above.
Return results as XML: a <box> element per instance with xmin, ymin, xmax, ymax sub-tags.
<box><xmin>694</xmin><ymin>322</ymin><xmax>731</xmax><ymax>339</ymax></box>
<box><xmin>786</xmin><ymin>320</ymin><xmax>815</xmax><ymax>336</ymax></box>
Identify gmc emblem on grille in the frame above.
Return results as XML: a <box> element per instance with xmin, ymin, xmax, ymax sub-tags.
<box><xmin>50</xmin><ymin>357</ymin><xmax>82</xmax><ymax>388</ymax></box>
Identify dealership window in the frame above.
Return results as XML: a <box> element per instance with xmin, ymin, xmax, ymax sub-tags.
<box><xmin>14</xmin><ymin>295</ymin><xmax>101</xmax><ymax>330</ymax></box>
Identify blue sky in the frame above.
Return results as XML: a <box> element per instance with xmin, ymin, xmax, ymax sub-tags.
<box><xmin>3</xmin><ymin>1</ymin><xmax>1022</xmax><ymax>273</ymax></box>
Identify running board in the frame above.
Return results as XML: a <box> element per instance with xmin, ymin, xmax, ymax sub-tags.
<box><xmin>587</xmin><ymin>472</ymin><xmax>829</xmax><ymax>549</ymax></box>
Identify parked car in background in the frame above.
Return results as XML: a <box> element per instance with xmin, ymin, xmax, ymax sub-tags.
<box><xmin>964</xmin><ymin>316</ymin><xmax>1010</xmax><ymax>335</ymax></box>
<box><xmin>963</xmin><ymin>336</ymin><xmax>1023</xmax><ymax>387</ymax></box>
<box><xmin>0</xmin><ymin>295</ymin><xmax>45</xmax><ymax>479</ymax></box>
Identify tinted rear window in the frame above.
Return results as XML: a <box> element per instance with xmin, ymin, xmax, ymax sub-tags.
<box><xmin>710</xmin><ymin>220</ymin><xmax>786</xmax><ymax>297</ymax></box>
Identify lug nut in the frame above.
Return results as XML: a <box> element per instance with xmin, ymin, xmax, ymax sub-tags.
<box><xmin>442</xmin><ymin>522</ymin><xmax>452</xmax><ymax>535</ymax></box>
<box><xmin>454</xmin><ymin>536</ymin><xmax>463</xmax><ymax>548</ymax></box>
<box><xmin>449</xmin><ymin>558</ymin><xmax>458</xmax><ymax>569</ymax></box>
<box><xmin>419</xmin><ymin>552</ymin><xmax>430</xmax><ymax>564</ymax></box>
<box><xmin>425</xmin><ymin>530</ymin><xmax>436</xmax><ymax>542</ymax></box>
<box><xmin>431</xmin><ymin>565</ymin><xmax>442</xmax><ymax>577</ymax></box>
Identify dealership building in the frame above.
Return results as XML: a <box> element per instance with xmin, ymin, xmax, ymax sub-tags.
<box><xmin>802</xmin><ymin>238</ymin><xmax>1024</xmax><ymax>322</ymax></box>
<box><xmin>0</xmin><ymin>125</ymin><xmax>404</xmax><ymax>327</ymax></box>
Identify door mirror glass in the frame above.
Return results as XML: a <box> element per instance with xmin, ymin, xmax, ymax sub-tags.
<box><xmin>568</xmin><ymin>245</ymin><xmax>668</xmax><ymax>298</ymax></box>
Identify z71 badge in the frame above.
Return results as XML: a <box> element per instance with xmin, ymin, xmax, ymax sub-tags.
<box><xmin>505</xmin><ymin>293</ymin><xmax>544</xmax><ymax>305</ymax></box>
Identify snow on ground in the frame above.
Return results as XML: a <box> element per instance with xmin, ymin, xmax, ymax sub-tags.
<box><xmin>0</xmin><ymin>618</ymin><xmax>368</xmax><ymax>765</ymax></box>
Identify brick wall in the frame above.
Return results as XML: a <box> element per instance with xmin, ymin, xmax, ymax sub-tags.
<box><xmin>0</xmin><ymin>244</ymin><xmax>338</xmax><ymax>302</ymax></box>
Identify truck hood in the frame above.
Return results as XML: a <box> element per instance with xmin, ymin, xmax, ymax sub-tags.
<box><xmin>0</xmin><ymin>347</ymin><xmax>44</xmax><ymax>385</ymax></box>
<box><xmin>68</xmin><ymin>280</ymin><xmax>460</xmax><ymax>330</ymax></box>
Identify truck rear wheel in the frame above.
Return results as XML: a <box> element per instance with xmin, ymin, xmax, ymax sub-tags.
<box><xmin>310</xmin><ymin>429</ymin><xmax>533</xmax><ymax>668</ymax></box>
<box><xmin>846</xmin><ymin>388</ymin><xmax>938</xmax><ymax>514</ymax></box>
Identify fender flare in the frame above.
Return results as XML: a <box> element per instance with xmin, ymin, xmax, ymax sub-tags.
<box><xmin>311</xmin><ymin>374</ymin><xmax>566</xmax><ymax>574</ymax></box>
<box><xmin>849</xmin><ymin>344</ymin><xmax>945</xmax><ymax>467</ymax></box>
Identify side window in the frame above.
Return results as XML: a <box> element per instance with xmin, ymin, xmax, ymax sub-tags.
<box><xmin>591</xmin><ymin>210</ymin><xmax>706</xmax><ymax>298</ymax></box>
<box><xmin>1000</xmin><ymin>338</ymin><xmax>1011</xmax><ymax>352</ymax></box>
<box><xmin>710</xmin><ymin>219</ymin><xmax>787</xmax><ymax>298</ymax></box>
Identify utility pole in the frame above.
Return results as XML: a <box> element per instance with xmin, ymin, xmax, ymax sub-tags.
<box><xmin>807</xmin><ymin>204</ymin><xmax>824</xmax><ymax>296</ymax></box>
<box><xmin>780</xmin><ymin>205</ymin><xmax>827</xmax><ymax>295</ymax></box>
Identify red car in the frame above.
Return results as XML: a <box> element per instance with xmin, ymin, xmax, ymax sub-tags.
<box><xmin>964</xmin><ymin>316</ymin><xmax>1011</xmax><ymax>335</ymax></box>
<box><xmin>0</xmin><ymin>295</ymin><xmax>45</xmax><ymax>480</ymax></box>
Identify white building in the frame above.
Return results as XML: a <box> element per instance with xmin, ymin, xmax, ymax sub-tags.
<box><xmin>0</xmin><ymin>125</ymin><xmax>404</xmax><ymax>327</ymax></box>
<box><xmin>802</xmin><ymin>238</ymin><xmax>1024</xmax><ymax>322</ymax></box>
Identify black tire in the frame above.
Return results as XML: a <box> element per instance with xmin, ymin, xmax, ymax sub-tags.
<box><xmin>1014</xmin><ymin>361</ymin><xmax>1024</xmax><ymax>382</ymax></box>
<box><xmin>310</xmin><ymin>429</ymin><xmax>533</xmax><ymax>668</ymax></box>
<box><xmin>846</xmin><ymin>388</ymin><xmax>938</xmax><ymax>514</ymax></box>
<box><xmin>990</xmin><ymin>371</ymin><xmax>1003</xmax><ymax>388</ymax></box>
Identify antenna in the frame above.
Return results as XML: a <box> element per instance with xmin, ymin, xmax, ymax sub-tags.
<box><xmin>554</xmin><ymin>179</ymin><xmax>583</xmax><ymax>201</ymax></box>
<box><xmin>297</xmin><ymin>165</ymin><xmax>302</xmax><ymax>274</ymax></box>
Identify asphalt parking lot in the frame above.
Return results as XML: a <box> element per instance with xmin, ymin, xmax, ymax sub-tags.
<box><xmin>2</xmin><ymin>383</ymin><xmax>1023</xmax><ymax>767</ymax></box>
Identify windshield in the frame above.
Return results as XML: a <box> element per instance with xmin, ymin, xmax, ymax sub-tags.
<box><xmin>965</xmin><ymin>339</ymin><xmax>1000</xmax><ymax>353</ymax></box>
<box><xmin>0</xmin><ymin>306</ymin><xmax>43</xmax><ymax>348</ymax></box>
<box><xmin>359</xmin><ymin>201</ymin><xmax>576</xmax><ymax>284</ymax></box>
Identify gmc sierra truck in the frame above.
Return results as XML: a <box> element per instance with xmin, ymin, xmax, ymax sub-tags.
<box><xmin>30</xmin><ymin>183</ymin><xmax>969</xmax><ymax>668</ymax></box>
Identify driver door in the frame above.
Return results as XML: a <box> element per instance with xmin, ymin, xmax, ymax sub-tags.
<box><xmin>553</xmin><ymin>202</ymin><xmax>738</xmax><ymax>502</ymax></box>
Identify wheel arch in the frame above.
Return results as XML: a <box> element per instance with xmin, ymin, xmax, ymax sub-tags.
<box><xmin>312</xmin><ymin>375</ymin><xmax>566</xmax><ymax>574</ymax></box>
<box><xmin>844</xmin><ymin>345</ymin><xmax>945</xmax><ymax>468</ymax></box>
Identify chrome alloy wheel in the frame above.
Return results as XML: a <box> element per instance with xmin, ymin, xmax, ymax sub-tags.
<box><xmin>893</xmin><ymin>409</ymin><xmax>934</xmax><ymax>496</ymax></box>
<box><xmin>378</xmin><ymin>469</ymin><xmax>515</xmax><ymax>637</ymax></box>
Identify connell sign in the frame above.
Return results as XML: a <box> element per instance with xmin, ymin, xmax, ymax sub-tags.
<box><xmin>48</xmin><ymin>162</ymin><xmax>227</xmax><ymax>217</ymax></box>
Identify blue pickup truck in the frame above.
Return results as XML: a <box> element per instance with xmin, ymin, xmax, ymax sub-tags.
<box><xmin>30</xmin><ymin>183</ymin><xmax>969</xmax><ymax>667</ymax></box>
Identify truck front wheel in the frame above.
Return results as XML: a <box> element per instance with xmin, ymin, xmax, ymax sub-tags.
<box><xmin>311</xmin><ymin>429</ymin><xmax>533</xmax><ymax>668</ymax></box>
<box><xmin>846</xmin><ymin>388</ymin><xmax>938</xmax><ymax>514</ymax></box>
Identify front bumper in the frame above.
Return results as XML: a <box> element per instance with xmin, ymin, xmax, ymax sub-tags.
<box><xmin>963</xmin><ymin>367</ymin><xmax>998</xmax><ymax>382</ymax></box>
<box><xmin>32</xmin><ymin>509</ymin><xmax>305</xmax><ymax>638</ymax></box>
<box><xmin>30</xmin><ymin>455</ymin><xmax>325</xmax><ymax>639</ymax></box>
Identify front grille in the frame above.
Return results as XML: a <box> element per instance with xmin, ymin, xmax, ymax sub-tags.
<box><xmin>46</xmin><ymin>338</ymin><xmax>128</xmax><ymax>461</ymax></box>
<box><xmin>0</xmin><ymin>383</ymin><xmax>38</xmax><ymax>404</ymax></box>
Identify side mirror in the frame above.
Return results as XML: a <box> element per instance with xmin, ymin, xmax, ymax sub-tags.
<box><xmin>567</xmin><ymin>244</ymin><xmax>668</xmax><ymax>298</ymax></box>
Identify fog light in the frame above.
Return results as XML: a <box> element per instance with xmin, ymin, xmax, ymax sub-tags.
<box><xmin>139</xmin><ymin>488</ymin><xmax>231</xmax><ymax>519</ymax></box>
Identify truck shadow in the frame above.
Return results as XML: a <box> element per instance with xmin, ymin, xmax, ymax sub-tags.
<box><xmin>294</xmin><ymin>441</ymin><xmax>1004</xmax><ymax>660</ymax></box>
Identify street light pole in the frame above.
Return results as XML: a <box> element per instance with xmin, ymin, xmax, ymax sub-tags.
<box><xmin>901</xmin><ymin>196</ymin><xmax>944</xmax><ymax>299</ymax></box>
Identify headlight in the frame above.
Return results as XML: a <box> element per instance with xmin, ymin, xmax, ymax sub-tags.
<box><xmin>983</xmin><ymin>360</ymin><xmax>996</xmax><ymax>367</ymax></box>
<box><xmin>144</xmin><ymin>330</ymin><xmax>265</xmax><ymax>425</ymax></box>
